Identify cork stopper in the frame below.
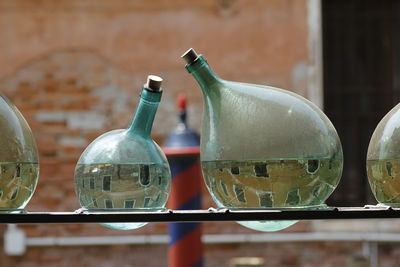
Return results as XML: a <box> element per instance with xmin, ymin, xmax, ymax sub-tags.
<box><xmin>145</xmin><ymin>75</ymin><xmax>163</xmax><ymax>92</ymax></box>
<box><xmin>181</xmin><ymin>48</ymin><xmax>199</xmax><ymax>64</ymax></box>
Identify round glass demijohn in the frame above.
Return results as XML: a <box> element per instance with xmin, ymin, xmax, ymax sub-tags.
<box><xmin>74</xmin><ymin>75</ymin><xmax>171</xmax><ymax>230</ymax></box>
<box><xmin>182</xmin><ymin>49</ymin><xmax>343</xmax><ymax>232</ymax></box>
<box><xmin>0</xmin><ymin>95</ymin><xmax>39</xmax><ymax>212</ymax></box>
<box><xmin>367</xmin><ymin>103</ymin><xmax>400</xmax><ymax>207</ymax></box>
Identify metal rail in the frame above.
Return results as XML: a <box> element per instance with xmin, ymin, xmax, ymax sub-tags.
<box><xmin>0</xmin><ymin>206</ymin><xmax>399</xmax><ymax>224</ymax></box>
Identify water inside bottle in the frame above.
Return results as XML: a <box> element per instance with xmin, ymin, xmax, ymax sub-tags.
<box><xmin>367</xmin><ymin>159</ymin><xmax>400</xmax><ymax>207</ymax></box>
<box><xmin>0</xmin><ymin>162</ymin><xmax>39</xmax><ymax>211</ymax></box>
<box><xmin>75</xmin><ymin>162</ymin><xmax>170</xmax><ymax>230</ymax></box>
<box><xmin>202</xmin><ymin>158</ymin><xmax>342</xmax><ymax>231</ymax></box>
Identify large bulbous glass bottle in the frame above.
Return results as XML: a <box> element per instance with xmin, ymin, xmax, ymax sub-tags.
<box><xmin>182</xmin><ymin>49</ymin><xmax>343</xmax><ymax>232</ymax></box>
<box><xmin>0</xmin><ymin>95</ymin><xmax>39</xmax><ymax>212</ymax></box>
<box><xmin>74</xmin><ymin>75</ymin><xmax>171</xmax><ymax>230</ymax></box>
<box><xmin>367</xmin><ymin>104</ymin><xmax>400</xmax><ymax>207</ymax></box>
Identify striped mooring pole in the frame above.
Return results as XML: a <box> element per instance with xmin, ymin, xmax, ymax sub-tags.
<box><xmin>163</xmin><ymin>93</ymin><xmax>203</xmax><ymax>267</ymax></box>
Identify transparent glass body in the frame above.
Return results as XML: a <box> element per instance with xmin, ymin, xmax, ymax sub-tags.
<box><xmin>0</xmin><ymin>95</ymin><xmax>39</xmax><ymax>212</ymax></box>
<box><xmin>183</xmin><ymin>49</ymin><xmax>343</xmax><ymax>232</ymax></box>
<box><xmin>74</xmin><ymin>77</ymin><xmax>171</xmax><ymax>230</ymax></box>
<box><xmin>367</xmin><ymin>103</ymin><xmax>400</xmax><ymax>207</ymax></box>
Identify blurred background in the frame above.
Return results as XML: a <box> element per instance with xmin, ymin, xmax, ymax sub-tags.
<box><xmin>0</xmin><ymin>0</ymin><xmax>400</xmax><ymax>266</ymax></box>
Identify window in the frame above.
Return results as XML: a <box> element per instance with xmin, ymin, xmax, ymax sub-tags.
<box><xmin>104</xmin><ymin>199</ymin><xmax>113</xmax><ymax>209</ymax></box>
<box><xmin>139</xmin><ymin>165</ymin><xmax>150</xmax><ymax>186</ymax></box>
<box><xmin>254</xmin><ymin>163</ymin><xmax>269</xmax><ymax>178</ymax></box>
<box><xmin>89</xmin><ymin>178</ymin><xmax>95</xmax><ymax>190</ymax></box>
<box><xmin>144</xmin><ymin>197</ymin><xmax>151</xmax><ymax>208</ymax></box>
<box><xmin>231</xmin><ymin>166</ymin><xmax>239</xmax><ymax>175</ymax></box>
<box><xmin>103</xmin><ymin>175</ymin><xmax>111</xmax><ymax>192</ymax></box>
<box><xmin>92</xmin><ymin>198</ymin><xmax>98</xmax><ymax>208</ymax></box>
<box><xmin>386</xmin><ymin>161</ymin><xmax>393</xmax><ymax>177</ymax></box>
<box><xmin>322</xmin><ymin>0</ymin><xmax>400</xmax><ymax>205</ymax></box>
<box><xmin>258</xmin><ymin>192</ymin><xmax>273</xmax><ymax>207</ymax></box>
<box><xmin>15</xmin><ymin>164</ymin><xmax>21</xmax><ymax>178</ymax></box>
<box><xmin>124</xmin><ymin>199</ymin><xmax>136</xmax><ymax>209</ymax></box>
<box><xmin>286</xmin><ymin>188</ymin><xmax>300</xmax><ymax>205</ymax></box>
<box><xmin>307</xmin><ymin>160</ymin><xmax>319</xmax><ymax>174</ymax></box>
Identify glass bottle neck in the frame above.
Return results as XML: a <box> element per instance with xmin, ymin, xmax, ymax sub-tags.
<box><xmin>127</xmin><ymin>88</ymin><xmax>162</xmax><ymax>138</ymax></box>
<box><xmin>186</xmin><ymin>56</ymin><xmax>221</xmax><ymax>94</ymax></box>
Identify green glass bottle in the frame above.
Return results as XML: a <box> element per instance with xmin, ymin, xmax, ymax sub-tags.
<box><xmin>0</xmin><ymin>95</ymin><xmax>39</xmax><ymax>212</ymax></box>
<box><xmin>367</xmin><ymin>104</ymin><xmax>400</xmax><ymax>207</ymax></box>
<box><xmin>182</xmin><ymin>49</ymin><xmax>343</xmax><ymax>232</ymax></box>
<box><xmin>74</xmin><ymin>75</ymin><xmax>171</xmax><ymax>230</ymax></box>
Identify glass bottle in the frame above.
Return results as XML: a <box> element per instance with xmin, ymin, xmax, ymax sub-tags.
<box><xmin>0</xmin><ymin>95</ymin><xmax>39</xmax><ymax>212</ymax></box>
<box><xmin>367</xmin><ymin>104</ymin><xmax>400</xmax><ymax>207</ymax></box>
<box><xmin>182</xmin><ymin>48</ymin><xmax>343</xmax><ymax>232</ymax></box>
<box><xmin>74</xmin><ymin>75</ymin><xmax>171</xmax><ymax>230</ymax></box>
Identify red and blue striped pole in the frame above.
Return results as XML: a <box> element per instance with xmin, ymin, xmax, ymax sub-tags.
<box><xmin>163</xmin><ymin>93</ymin><xmax>203</xmax><ymax>267</ymax></box>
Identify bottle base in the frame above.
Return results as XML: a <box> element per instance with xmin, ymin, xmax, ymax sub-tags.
<box><xmin>77</xmin><ymin>208</ymin><xmax>167</xmax><ymax>231</ymax></box>
<box><xmin>231</xmin><ymin>204</ymin><xmax>331</xmax><ymax>232</ymax></box>
<box><xmin>0</xmin><ymin>209</ymin><xmax>26</xmax><ymax>214</ymax></box>
<box><xmin>100</xmin><ymin>222</ymin><xmax>148</xmax><ymax>230</ymax></box>
<box><xmin>237</xmin><ymin>220</ymin><xmax>298</xmax><ymax>232</ymax></box>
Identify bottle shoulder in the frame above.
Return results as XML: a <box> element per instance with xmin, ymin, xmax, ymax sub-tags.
<box><xmin>201</xmin><ymin>80</ymin><xmax>341</xmax><ymax>161</ymax></box>
<box><xmin>78</xmin><ymin>129</ymin><xmax>166</xmax><ymax>164</ymax></box>
<box><xmin>368</xmin><ymin>103</ymin><xmax>400</xmax><ymax>160</ymax></box>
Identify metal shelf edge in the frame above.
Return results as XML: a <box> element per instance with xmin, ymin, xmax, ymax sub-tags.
<box><xmin>0</xmin><ymin>207</ymin><xmax>399</xmax><ymax>224</ymax></box>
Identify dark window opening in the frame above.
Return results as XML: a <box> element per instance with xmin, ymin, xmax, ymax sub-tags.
<box><xmin>89</xmin><ymin>178</ymin><xmax>95</xmax><ymax>190</ymax></box>
<box><xmin>125</xmin><ymin>199</ymin><xmax>135</xmax><ymax>209</ymax></box>
<box><xmin>140</xmin><ymin>165</ymin><xmax>150</xmax><ymax>186</ymax></box>
<box><xmin>286</xmin><ymin>189</ymin><xmax>300</xmax><ymax>205</ymax></box>
<box><xmin>307</xmin><ymin>160</ymin><xmax>319</xmax><ymax>174</ymax></box>
<box><xmin>15</xmin><ymin>165</ymin><xmax>20</xmax><ymax>178</ymax></box>
<box><xmin>105</xmin><ymin>199</ymin><xmax>113</xmax><ymax>209</ymax></box>
<box><xmin>254</xmin><ymin>163</ymin><xmax>269</xmax><ymax>177</ymax></box>
<box><xmin>92</xmin><ymin>198</ymin><xmax>98</xmax><ymax>208</ymax></box>
<box><xmin>322</xmin><ymin>0</ymin><xmax>400</xmax><ymax>205</ymax></box>
<box><xmin>103</xmin><ymin>176</ymin><xmax>111</xmax><ymax>192</ymax></box>
<box><xmin>386</xmin><ymin>161</ymin><xmax>393</xmax><ymax>177</ymax></box>
<box><xmin>231</xmin><ymin>166</ymin><xmax>240</xmax><ymax>175</ymax></box>
<box><xmin>144</xmin><ymin>197</ymin><xmax>151</xmax><ymax>207</ymax></box>
<box><xmin>259</xmin><ymin>192</ymin><xmax>273</xmax><ymax>207</ymax></box>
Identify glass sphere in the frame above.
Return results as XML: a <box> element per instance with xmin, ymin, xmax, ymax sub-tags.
<box><xmin>75</xmin><ymin>129</ymin><xmax>170</xmax><ymax>230</ymax></box>
<box><xmin>0</xmin><ymin>95</ymin><xmax>39</xmax><ymax>212</ymax></box>
<box><xmin>367</xmin><ymin>103</ymin><xmax>400</xmax><ymax>206</ymax></box>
